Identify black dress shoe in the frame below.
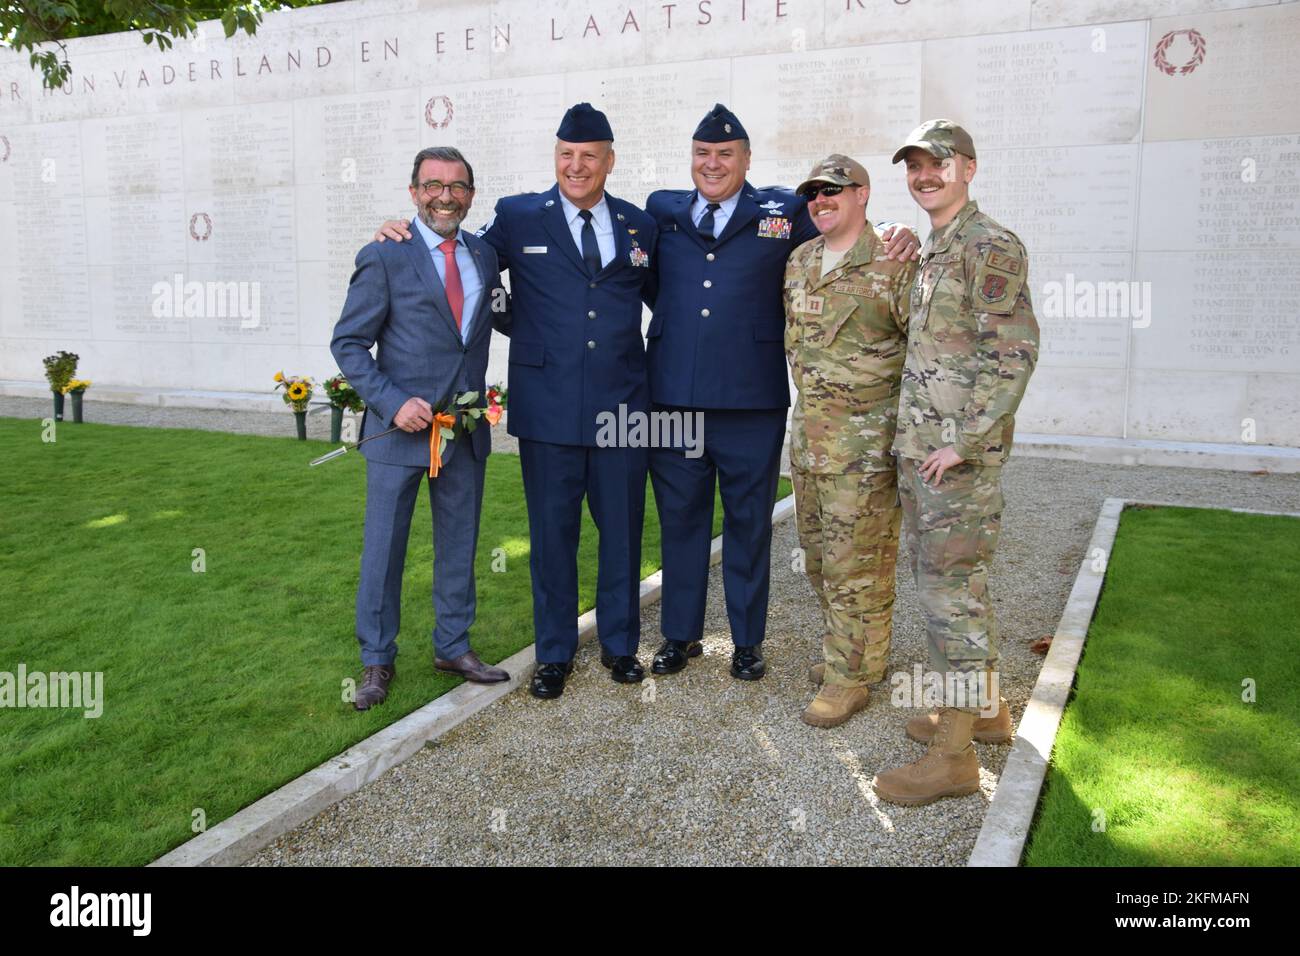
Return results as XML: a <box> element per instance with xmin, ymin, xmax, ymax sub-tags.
<box><xmin>730</xmin><ymin>643</ymin><xmax>766</xmax><ymax>681</ymax></box>
<box><xmin>530</xmin><ymin>661</ymin><xmax>574</xmax><ymax>700</ymax></box>
<box><xmin>652</xmin><ymin>639</ymin><xmax>703</xmax><ymax>675</ymax></box>
<box><xmin>600</xmin><ymin>651</ymin><xmax>645</xmax><ymax>683</ymax></box>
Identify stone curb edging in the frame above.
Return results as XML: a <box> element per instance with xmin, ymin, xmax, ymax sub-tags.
<box><xmin>1014</xmin><ymin>433</ymin><xmax>1300</xmax><ymax>475</ymax></box>
<box><xmin>150</xmin><ymin>493</ymin><xmax>798</xmax><ymax>867</ymax></box>
<box><xmin>967</xmin><ymin>497</ymin><xmax>1300</xmax><ymax>867</ymax></box>
<box><xmin>965</xmin><ymin>496</ymin><xmax>1124</xmax><ymax>868</ymax></box>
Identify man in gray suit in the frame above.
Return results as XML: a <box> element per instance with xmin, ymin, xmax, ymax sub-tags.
<box><xmin>331</xmin><ymin>146</ymin><xmax>510</xmax><ymax>711</ymax></box>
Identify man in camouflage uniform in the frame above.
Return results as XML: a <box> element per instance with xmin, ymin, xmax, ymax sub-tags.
<box><xmin>783</xmin><ymin>155</ymin><xmax>918</xmax><ymax>728</ymax></box>
<box><xmin>871</xmin><ymin>120</ymin><xmax>1040</xmax><ymax>806</ymax></box>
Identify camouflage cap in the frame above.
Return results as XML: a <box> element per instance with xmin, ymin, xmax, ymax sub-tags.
<box><xmin>891</xmin><ymin>119</ymin><xmax>976</xmax><ymax>164</ymax></box>
<box><xmin>796</xmin><ymin>154</ymin><xmax>870</xmax><ymax>194</ymax></box>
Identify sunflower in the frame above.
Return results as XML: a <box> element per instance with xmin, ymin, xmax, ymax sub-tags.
<box><xmin>274</xmin><ymin>371</ymin><xmax>284</xmax><ymax>382</ymax></box>
<box><xmin>287</xmin><ymin>381</ymin><xmax>309</xmax><ymax>401</ymax></box>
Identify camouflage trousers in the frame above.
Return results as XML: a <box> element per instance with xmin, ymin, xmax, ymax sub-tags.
<box><xmin>792</xmin><ymin>467</ymin><xmax>901</xmax><ymax>687</ymax></box>
<box><xmin>897</xmin><ymin>457</ymin><xmax>1003</xmax><ymax>712</ymax></box>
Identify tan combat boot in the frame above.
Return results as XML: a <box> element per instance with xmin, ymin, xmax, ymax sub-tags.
<box><xmin>871</xmin><ymin>709</ymin><xmax>981</xmax><ymax>806</ymax></box>
<box><xmin>906</xmin><ymin>698</ymin><xmax>1012</xmax><ymax>744</ymax></box>
<box><xmin>801</xmin><ymin>683</ymin><xmax>870</xmax><ymax>728</ymax></box>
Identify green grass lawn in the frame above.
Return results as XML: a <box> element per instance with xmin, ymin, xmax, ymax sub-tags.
<box><xmin>1024</xmin><ymin>504</ymin><xmax>1300</xmax><ymax>867</ymax></box>
<box><xmin>0</xmin><ymin>416</ymin><xmax>789</xmax><ymax>866</ymax></box>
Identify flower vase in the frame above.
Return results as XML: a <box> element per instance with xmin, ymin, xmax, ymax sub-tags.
<box><xmin>294</xmin><ymin>410</ymin><xmax>307</xmax><ymax>440</ymax></box>
<box><xmin>330</xmin><ymin>406</ymin><xmax>344</xmax><ymax>444</ymax></box>
<box><xmin>52</xmin><ymin>391</ymin><xmax>64</xmax><ymax>422</ymax></box>
<box><xmin>70</xmin><ymin>391</ymin><xmax>84</xmax><ymax>423</ymax></box>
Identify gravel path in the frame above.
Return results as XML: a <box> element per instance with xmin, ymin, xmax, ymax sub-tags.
<box><xmin>247</xmin><ymin>458</ymin><xmax>1298</xmax><ymax>866</ymax></box>
<box><xmin>9</xmin><ymin>397</ymin><xmax>1296</xmax><ymax>865</ymax></box>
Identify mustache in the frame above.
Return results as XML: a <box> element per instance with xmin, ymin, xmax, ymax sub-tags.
<box><xmin>913</xmin><ymin>181</ymin><xmax>945</xmax><ymax>191</ymax></box>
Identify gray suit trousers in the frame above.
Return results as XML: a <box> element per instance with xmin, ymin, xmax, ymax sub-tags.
<box><xmin>355</xmin><ymin>445</ymin><xmax>487</xmax><ymax>665</ymax></box>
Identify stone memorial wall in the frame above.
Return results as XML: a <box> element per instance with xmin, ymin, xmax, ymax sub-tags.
<box><xmin>0</xmin><ymin>0</ymin><xmax>1297</xmax><ymax>446</ymax></box>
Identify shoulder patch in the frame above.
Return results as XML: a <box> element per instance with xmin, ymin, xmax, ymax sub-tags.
<box><xmin>979</xmin><ymin>274</ymin><xmax>1009</xmax><ymax>303</ymax></box>
<box><xmin>985</xmin><ymin>251</ymin><xmax>1022</xmax><ymax>276</ymax></box>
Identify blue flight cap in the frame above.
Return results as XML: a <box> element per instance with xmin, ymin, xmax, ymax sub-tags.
<box><xmin>556</xmin><ymin>102</ymin><xmax>614</xmax><ymax>143</ymax></box>
<box><xmin>693</xmin><ymin>103</ymin><xmax>748</xmax><ymax>142</ymax></box>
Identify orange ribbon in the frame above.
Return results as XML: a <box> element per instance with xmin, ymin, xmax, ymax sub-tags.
<box><xmin>428</xmin><ymin>412</ymin><xmax>457</xmax><ymax>477</ymax></box>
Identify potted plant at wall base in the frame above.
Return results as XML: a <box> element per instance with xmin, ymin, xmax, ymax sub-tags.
<box><xmin>63</xmin><ymin>380</ymin><xmax>92</xmax><ymax>423</ymax></box>
<box><xmin>273</xmin><ymin>371</ymin><xmax>315</xmax><ymax>439</ymax></box>
<box><xmin>323</xmin><ymin>374</ymin><xmax>365</xmax><ymax>443</ymax></box>
<box><xmin>42</xmin><ymin>351</ymin><xmax>79</xmax><ymax>422</ymax></box>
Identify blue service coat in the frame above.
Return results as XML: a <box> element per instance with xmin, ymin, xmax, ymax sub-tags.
<box><xmin>644</xmin><ymin>182</ymin><xmax>818</xmax><ymax>410</ymax></box>
<box><xmin>480</xmin><ymin>184</ymin><xmax>657</xmax><ymax>446</ymax></box>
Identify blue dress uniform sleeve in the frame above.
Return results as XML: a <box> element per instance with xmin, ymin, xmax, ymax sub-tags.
<box><xmin>478</xmin><ymin>202</ymin><xmax>510</xmax><ymax>270</ymax></box>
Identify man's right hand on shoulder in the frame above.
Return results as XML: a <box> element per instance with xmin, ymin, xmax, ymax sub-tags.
<box><xmin>375</xmin><ymin>219</ymin><xmax>413</xmax><ymax>243</ymax></box>
<box><xmin>394</xmin><ymin>396</ymin><xmax>433</xmax><ymax>432</ymax></box>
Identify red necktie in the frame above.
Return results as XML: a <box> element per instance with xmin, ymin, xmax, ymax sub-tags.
<box><xmin>438</xmin><ymin>238</ymin><xmax>464</xmax><ymax>332</ymax></box>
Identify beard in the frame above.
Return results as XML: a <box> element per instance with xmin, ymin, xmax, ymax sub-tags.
<box><xmin>419</xmin><ymin>201</ymin><xmax>465</xmax><ymax>237</ymax></box>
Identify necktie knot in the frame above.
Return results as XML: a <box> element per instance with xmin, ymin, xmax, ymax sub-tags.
<box><xmin>578</xmin><ymin>209</ymin><xmax>593</xmax><ymax>223</ymax></box>
<box><xmin>438</xmin><ymin>238</ymin><xmax>458</xmax><ymax>255</ymax></box>
<box><xmin>697</xmin><ymin>202</ymin><xmax>722</xmax><ymax>242</ymax></box>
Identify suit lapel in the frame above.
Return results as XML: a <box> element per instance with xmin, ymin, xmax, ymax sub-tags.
<box><xmin>714</xmin><ymin>183</ymin><xmax>759</xmax><ymax>248</ymax></box>
<box><xmin>464</xmin><ymin>234</ymin><xmax>496</xmax><ymax>350</ymax></box>
<box><xmin>673</xmin><ymin>191</ymin><xmax>705</xmax><ymax>250</ymax></box>
<box><xmin>539</xmin><ymin>185</ymin><xmax>588</xmax><ymax>275</ymax></box>
<box><xmin>404</xmin><ymin>224</ymin><xmax>462</xmax><ymax>340</ymax></box>
<box><xmin>598</xmin><ymin>194</ymin><xmax>633</xmax><ymax>278</ymax></box>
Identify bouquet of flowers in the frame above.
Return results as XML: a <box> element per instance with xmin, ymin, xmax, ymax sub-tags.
<box><xmin>62</xmin><ymin>379</ymin><xmax>92</xmax><ymax>394</ymax></box>
<box><xmin>323</xmin><ymin>374</ymin><xmax>365</xmax><ymax>413</ymax></box>
<box><xmin>42</xmin><ymin>351</ymin><xmax>79</xmax><ymax>393</ymax></box>
<box><xmin>311</xmin><ymin>389</ymin><xmax>503</xmax><ymax>471</ymax></box>
<box><xmin>485</xmin><ymin>383</ymin><xmax>507</xmax><ymax>413</ymax></box>
<box><xmin>419</xmin><ymin>390</ymin><xmax>501</xmax><ymax>477</ymax></box>
<box><xmin>273</xmin><ymin>371</ymin><xmax>314</xmax><ymax>412</ymax></box>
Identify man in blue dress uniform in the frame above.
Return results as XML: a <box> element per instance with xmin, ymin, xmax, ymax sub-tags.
<box><xmin>375</xmin><ymin>104</ymin><xmax>658</xmax><ymax>700</ymax></box>
<box><xmin>644</xmin><ymin>104</ymin><xmax>917</xmax><ymax>681</ymax></box>
<box><xmin>492</xmin><ymin>105</ymin><xmax>659</xmax><ymax>699</ymax></box>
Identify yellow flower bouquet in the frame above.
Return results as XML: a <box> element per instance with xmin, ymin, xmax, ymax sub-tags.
<box><xmin>273</xmin><ymin>371</ymin><xmax>314</xmax><ymax>412</ymax></box>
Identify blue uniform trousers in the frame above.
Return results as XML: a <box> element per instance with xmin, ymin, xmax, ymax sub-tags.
<box><xmin>649</xmin><ymin>406</ymin><xmax>786</xmax><ymax>648</ymax></box>
<box><xmin>519</xmin><ymin>438</ymin><xmax>648</xmax><ymax>664</ymax></box>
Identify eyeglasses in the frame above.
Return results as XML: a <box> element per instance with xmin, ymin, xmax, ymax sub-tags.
<box><xmin>416</xmin><ymin>180</ymin><xmax>474</xmax><ymax>199</ymax></box>
<box><xmin>799</xmin><ymin>183</ymin><xmax>854</xmax><ymax>201</ymax></box>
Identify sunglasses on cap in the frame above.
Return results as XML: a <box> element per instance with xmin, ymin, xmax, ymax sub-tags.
<box><xmin>799</xmin><ymin>182</ymin><xmax>856</xmax><ymax>201</ymax></box>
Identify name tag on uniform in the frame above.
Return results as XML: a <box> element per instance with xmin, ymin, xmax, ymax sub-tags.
<box><xmin>757</xmin><ymin>217</ymin><xmax>792</xmax><ymax>239</ymax></box>
<box><xmin>832</xmin><ymin>282</ymin><xmax>879</xmax><ymax>297</ymax></box>
<box><xmin>522</xmin><ymin>245</ymin><xmax>547</xmax><ymax>254</ymax></box>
